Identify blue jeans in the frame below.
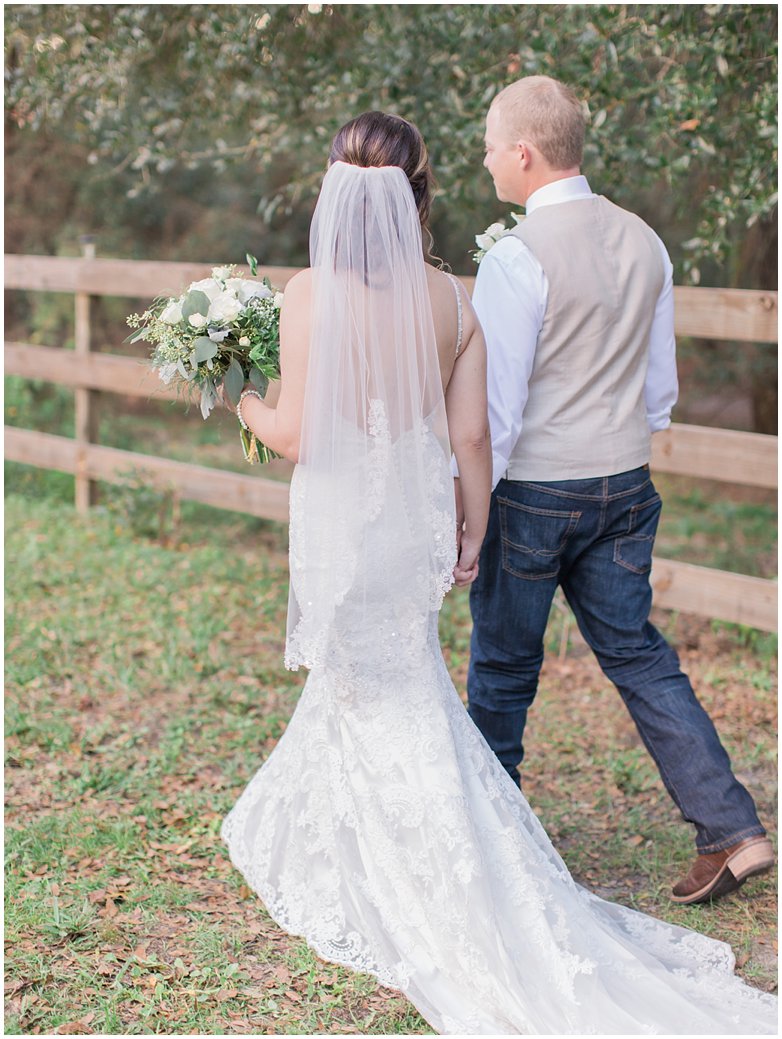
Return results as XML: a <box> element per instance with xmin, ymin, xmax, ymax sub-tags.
<box><xmin>468</xmin><ymin>467</ymin><xmax>766</xmax><ymax>853</ymax></box>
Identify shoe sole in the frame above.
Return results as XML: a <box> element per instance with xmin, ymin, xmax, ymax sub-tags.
<box><xmin>671</xmin><ymin>838</ymin><xmax>775</xmax><ymax>905</ymax></box>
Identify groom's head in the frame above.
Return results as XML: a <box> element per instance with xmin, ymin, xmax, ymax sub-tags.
<box><xmin>484</xmin><ymin>76</ymin><xmax>585</xmax><ymax>206</ymax></box>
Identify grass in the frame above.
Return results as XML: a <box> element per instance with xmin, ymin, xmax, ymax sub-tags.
<box><xmin>4</xmin><ymin>472</ymin><xmax>778</xmax><ymax>1034</ymax></box>
<box><xmin>5</xmin><ymin>493</ymin><xmax>428</xmax><ymax>1035</ymax></box>
<box><xmin>652</xmin><ymin>473</ymin><xmax>778</xmax><ymax>578</ymax></box>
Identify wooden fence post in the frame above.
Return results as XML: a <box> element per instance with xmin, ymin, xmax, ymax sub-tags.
<box><xmin>74</xmin><ymin>236</ymin><xmax>98</xmax><ymax>511</ymax></box>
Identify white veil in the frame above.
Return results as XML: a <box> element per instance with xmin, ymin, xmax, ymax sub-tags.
<box><xmin>284</xmin><ymin>160</ymin><xmax>456</xmax><ymax>672</ymax></box>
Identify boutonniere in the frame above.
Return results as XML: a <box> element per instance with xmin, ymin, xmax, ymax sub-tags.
<box><xmin>471</xmin><ymin>213</ymin><xmax>525</xmax><ymax>264</ymax></box>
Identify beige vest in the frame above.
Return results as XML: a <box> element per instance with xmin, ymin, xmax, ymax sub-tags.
<box><xmin>506</xmin><ymin>196</ymin><xmax>665</xmax><ymax>481</ymax></box>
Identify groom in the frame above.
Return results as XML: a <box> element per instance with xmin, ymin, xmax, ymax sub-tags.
<box><xmin>466</xmin><ymin>75</ymin><xmax>774</xmax><ymax>904</ymax></box>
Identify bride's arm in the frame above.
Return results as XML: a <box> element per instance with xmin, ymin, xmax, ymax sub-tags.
<box><xmin>445</xmin><ymin>313</ymin><xmax>491</xmax><ymax>586</ymax></box>
<box><xmin>236</xmin><ymin>270</ymin><xmax>312</xmax><ymax>463</ymax></box>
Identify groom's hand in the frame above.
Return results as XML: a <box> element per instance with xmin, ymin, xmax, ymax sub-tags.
<box><xmin>453</xmin><ymin>560</ymin><xmax>479</xmax><ymax>587</ymax></box>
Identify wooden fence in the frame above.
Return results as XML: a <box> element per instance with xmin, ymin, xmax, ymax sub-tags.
<box><xmin>5</xmin><ymin>252</ymin><xmax>778</xmax><ymax>631</ymax></box>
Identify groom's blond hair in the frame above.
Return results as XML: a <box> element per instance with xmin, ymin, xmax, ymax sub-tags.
<box><xmin>492</xmin><ymin>76</ymin><xmax>585</xmax><ymax>171</ymax></box>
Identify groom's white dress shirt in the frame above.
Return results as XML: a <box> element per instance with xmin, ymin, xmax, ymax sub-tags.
<box><xmin>472</xmin><ymin>176</ymin><xmax>678</xmax><ymax>489</ymax></box>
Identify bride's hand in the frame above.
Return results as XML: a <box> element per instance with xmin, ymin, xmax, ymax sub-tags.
<box><xmin>453</xmin><ymin>534</ymin><xmax>481</xmax><ymax>587</ymax></box>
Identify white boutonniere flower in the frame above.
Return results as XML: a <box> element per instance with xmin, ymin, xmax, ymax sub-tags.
<box><xmin>472</xmin><ymin>213</ymin><xmax>525</xmax><ymax>264</ymax></box>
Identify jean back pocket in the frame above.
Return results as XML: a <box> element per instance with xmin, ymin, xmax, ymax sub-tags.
<box><xmin>498</xmin><ymin>498</ymin><xmax>581</xmax><ymax>581</ymax></box>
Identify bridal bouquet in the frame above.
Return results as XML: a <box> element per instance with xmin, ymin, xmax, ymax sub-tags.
<box><xmin>471</xmin><ymin>212</ymin><xmax>524</xmax><ymax>263</ymax></box>
<box><xmin>127</xmin><ymin>256</ymin><xmax>282</xmax><ymax>463</ymax></box>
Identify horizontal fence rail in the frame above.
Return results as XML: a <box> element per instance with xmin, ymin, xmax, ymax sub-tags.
<box><xmin>5</xmin><ymin>426</ymin><xmax>291</xmax><ymax>523</ymax></box>
<box><xmin>5</xmin><ymin>254</ymin><xmax>779</xmax><ymax>342</ymax></box>
<box><xmin>4</xmin><ymin>255</ymin><xmax>302</xmax><ymax>298</ymax></box>
<box><xmin>4</xmin><ymin>254</ymin><xmax>778</xmax><ymax>631</ymax></box>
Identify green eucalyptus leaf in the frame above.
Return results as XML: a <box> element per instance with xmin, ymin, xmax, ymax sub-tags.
<box><xmin>246</xmin><ymin>253</ymin><xmax>259</xmax><ymax>277</ymax></box>
<box><xmin>223</xmin><ymin>357</ymin><xmax>245</xmax><ymax>405</ymax></box>
<box><xmin>192</xmin><ymin>337</ymin><xmax>219</xmax><ymax>363</ymax></box>
<box><xmin>182</xmin><ymin>290</ymin><xmax>211</xmax><ymax>321</ymax></box>
<box><xmin>248</xmin><ymin>368</ymin><xmax>268</xmax><ymax>395</ymax></box>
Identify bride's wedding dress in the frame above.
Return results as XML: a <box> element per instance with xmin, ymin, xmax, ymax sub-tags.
<box><xmin>221</xmin><ymin>161</ymin><xmax>776</xmax><ymax>1035</ymax></box>
<box><xmin>222</xmin><ymin>454</ymin><xmax>776</xmax><ymax>1036</ymax></box>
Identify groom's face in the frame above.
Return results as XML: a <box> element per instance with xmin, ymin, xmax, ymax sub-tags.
<box><xmin>483</xmin><ymin>105</ymin><xmax>525</xmax><ymax>205</ymax></box>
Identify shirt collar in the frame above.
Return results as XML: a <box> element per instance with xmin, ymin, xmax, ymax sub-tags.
<box><xmin>525</xmin><ymin>175</ymin><xmax>594</xmax><ymax>215</ymax></box>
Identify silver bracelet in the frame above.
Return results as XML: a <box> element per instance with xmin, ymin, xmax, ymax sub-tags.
<box><xmin>236</xmin><ymin>388</ymin><xmax>264</xmax><ymax>431</ymax></box>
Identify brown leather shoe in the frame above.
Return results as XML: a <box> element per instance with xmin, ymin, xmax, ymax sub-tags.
<box><xmin>672</xmin><ymin>836</ymin><xmax>775</xmax><ymax>904</ymax></box>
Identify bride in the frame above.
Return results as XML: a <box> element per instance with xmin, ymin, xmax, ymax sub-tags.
<box><xmin>222</xmin><ymin>112</ymin><xmax>776</xmax><ymax>1035</ymax></box>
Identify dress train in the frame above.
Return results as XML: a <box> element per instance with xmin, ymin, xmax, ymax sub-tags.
<box><xmin>222</xmin><ymin>618</ymin><xmax>776</xmax><ymax>1035</ymax></box>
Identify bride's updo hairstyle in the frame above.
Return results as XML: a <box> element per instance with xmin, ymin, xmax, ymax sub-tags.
<box><xmin>329</xmin><ymin>111</ymin><xmax>436</xmax><ymax>245</ymax></box>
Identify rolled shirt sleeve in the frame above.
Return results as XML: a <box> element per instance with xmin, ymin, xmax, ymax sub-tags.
<box><xmin>471</xmin><ymin>237</ymin><xmax>548</xmax><ymax>489</ymax></box>
<box><xmin>645</xmin><ymin>236</ymin><xmax>679</xmax><ymax>432</ymax></box>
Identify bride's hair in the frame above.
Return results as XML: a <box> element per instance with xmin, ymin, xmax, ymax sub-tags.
<box><xmin>329</xmin><ymin>111</ymin><xmax>437</xmax><ymax>255</ymax></box>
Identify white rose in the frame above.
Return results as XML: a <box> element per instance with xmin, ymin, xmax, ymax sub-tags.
<box><xmin>188</xmin><ymin>278</ymin><xmax>223</xmax><ymax>302</ymax></box>
<box><xmin>274</xmin><ymin>292</ymin><xmax>284</xmax><ymax>309</ymax></box>
<box><xmin>159</xmin><ymin>300</ymin><xmax>183</xmax><ymax>324</ymax></box>
<box><xmin>475</xmin><ymin>221</ymin><xmax>507</xmax><ymax>251</ymax></box>
<box><xmin>211</xmin><ymin>265</ymin><xmax>232</xmax><ymax>281</ymax></box>
<box><xmin>239</xmin><ymin>336</ymin><xmax>251</xmax><ymax>347</ymax></box>
<box><xmin>226</xmin><ymin>277</ymin><xmax>272</xmax><ymax>304</ymax></box>
<box><xmin>207</xmin><ymin>291</ymin><xmax>244</xmax><ymax>325</ymax></box>
<box><xmin>188</xmin><ymin>313</ymin><xmax>208</xmax><ymax>328</ymax></box>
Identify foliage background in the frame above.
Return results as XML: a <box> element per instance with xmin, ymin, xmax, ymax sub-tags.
<box><xmin>5</xmin><ymin>3</ymin><xmax>778</xmax><ymax>279</ymax></box>
<box><xmin>5</xmin><ymin>3</ymin><xmax>778</xmax><ymax>431</ymax></box>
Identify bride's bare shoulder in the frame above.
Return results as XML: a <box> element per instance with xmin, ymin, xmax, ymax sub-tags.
<box><xmin>424</xmin><ymin>263</ymin><xmax>452</xmax><ymax>291</ymax></box>
<box><xmin>283</xmin><ymin>267</ymin><xmax>313</xmax><ymax>300</ymax></box>
<box><xmin>424</xmin><ymin>264</ymin><xmax>470</xmax><ymax>305</ymax></box>
<box><xmin>425</xmin><ymin>264</ymin><xmax>478</xmax><ymax>333</ymax></box>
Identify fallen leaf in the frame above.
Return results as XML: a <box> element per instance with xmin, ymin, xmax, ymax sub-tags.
<box><xmin>55</xmin><ymin>1014</ymin><xmax>95</xmax><ymax>1035</ymax></box>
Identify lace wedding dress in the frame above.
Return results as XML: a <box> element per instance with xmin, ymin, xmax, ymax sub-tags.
<box><xmin>222</xmin><ymin>161</ymin><xmax>776</xmax><ymax>1034</ymax></box>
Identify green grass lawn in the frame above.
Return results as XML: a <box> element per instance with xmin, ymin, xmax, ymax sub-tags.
<box><xmin>4</xmin><ymin>472</ymin><xmax>778</xmax><ymax>1035</ymax></box>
